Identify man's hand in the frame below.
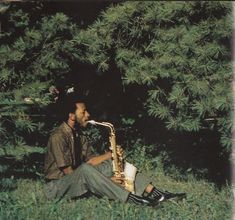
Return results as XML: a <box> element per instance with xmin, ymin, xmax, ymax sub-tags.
<box><xmin>116</xmin><ymin>145</ymin><xmax>124</xmax><ymax>158</ymax></box>
<box><xmin>61</xmin><ymin>166</ymin><xmax>73</xmax><ymax>175</ymax></box>
<box><xmin>111</xmin><ymin>175</ymin><xmax>125</xmax><ymax>187</ymax></box>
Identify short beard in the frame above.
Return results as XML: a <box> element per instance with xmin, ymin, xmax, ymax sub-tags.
<box><xmin>74</xmin><ymin>121</ymin><xmax>80</xmax><ymax>130</ymax></box>
<box><xmin>74</xmin><ymin>117</ymin><xmax>84</xmax><ymax>129</ymax></box>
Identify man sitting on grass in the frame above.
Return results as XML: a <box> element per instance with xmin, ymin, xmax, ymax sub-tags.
<box><xmin>44</xmin><ymin>94</ymin><xmax>186</xmax><ymax>206</ymax></box>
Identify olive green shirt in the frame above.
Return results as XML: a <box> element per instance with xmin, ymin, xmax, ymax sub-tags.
<box><xmin>44</xmin><ymin>122</ymin><xmax>94</xmax><ymax>180</ymax></box>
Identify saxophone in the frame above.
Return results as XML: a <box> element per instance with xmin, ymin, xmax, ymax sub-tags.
<box><xmin>87</xmin><ymin>120</ymin><xmax>136</xmax><ymax>193</ymax></box>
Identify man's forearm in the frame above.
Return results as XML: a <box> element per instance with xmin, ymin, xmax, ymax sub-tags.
<box><xmin>86</xmin><ymin>151</ymin><xmax>112</xmax><ymax>166</ymax></box>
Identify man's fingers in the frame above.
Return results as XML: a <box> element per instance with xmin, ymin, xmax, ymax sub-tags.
<box><xmin>113</xmin><ymin>176</ymin><xmax>123</xmax><ymax>180</ymax></box>
<box><xmin>116</xmin><ymin>146</ymin><xmax>124</xmax><ymax>154</ymax></box>
<box><xmin>111</xmin><ymin>176</ymin><xmax>121</xmax><ymax>181</ymax></box>
<box><xmin>111</xmin><ymin>176</ymin><xmax>125</xmax><ymax>184</ymax></box>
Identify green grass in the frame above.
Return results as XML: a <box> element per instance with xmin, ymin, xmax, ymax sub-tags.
<box><xmin>0</xmin><ymin>171</ymin><xmax>232</xmax><ymax>220</ymax></box>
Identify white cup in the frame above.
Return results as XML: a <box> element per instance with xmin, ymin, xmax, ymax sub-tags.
<box><xmin>124</xmin><ymin>162</ymin><xmax>137</xmax><ymax>181</ymax></box>
<box><xmin>124</xmin><ymin>162</ymin><xmax>137</xmax><ymax>193</ymax></box>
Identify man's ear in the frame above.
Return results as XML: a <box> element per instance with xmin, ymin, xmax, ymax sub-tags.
<box><xmin>69</xmin><ymin>113</ymin><xmax>76</xmax><ymax>121</ymax></box>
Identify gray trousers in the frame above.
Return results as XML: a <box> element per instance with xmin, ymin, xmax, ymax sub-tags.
<box><xmin>44</xmin><ymin>160</ymin><xmax>152</xmax><ymax>202</ymax></box>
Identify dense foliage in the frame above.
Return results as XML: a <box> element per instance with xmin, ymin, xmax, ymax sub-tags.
<box><xmin>0</xmin><ymin>3</ymin><xmax>76</xmax><ymax>159</ymax></box>
<box><xmin>75</xmin><ymin>1</ymin><xmax>233</xmax><ymax>150</ymax></box>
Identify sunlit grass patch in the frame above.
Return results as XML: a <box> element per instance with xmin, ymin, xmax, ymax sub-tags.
<box><xmin>0</xmin><ymin>172</ymin><xmax>232</xmax><ymax>220</ymax></box>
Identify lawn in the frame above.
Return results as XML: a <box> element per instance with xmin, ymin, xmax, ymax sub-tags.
<box><xmin>0</xmin><ymin>170</ymin><xmax>232</xmax><ymax>220</ymax></box>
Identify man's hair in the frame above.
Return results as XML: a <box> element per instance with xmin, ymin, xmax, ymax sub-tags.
<box><xmin>58</xmin><ymin>93</ymin><xmax>87</xmax><ymax>121</ymax></box>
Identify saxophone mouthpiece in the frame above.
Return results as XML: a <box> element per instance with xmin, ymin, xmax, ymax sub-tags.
<box><xmin>87</xmin><ymin>120</ymin><xmax>114</xmax><ymax>131</ymax></box>
<box><xmin>87</xmin><ymin>120</ymin><xmax>96</xmax><ymax>125</ymax></box>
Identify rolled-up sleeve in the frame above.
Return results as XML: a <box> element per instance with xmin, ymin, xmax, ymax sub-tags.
<box><xmin>50</xmin><ymin>133</ymin><xmax>72</xmax><ymax>168</ymax></box>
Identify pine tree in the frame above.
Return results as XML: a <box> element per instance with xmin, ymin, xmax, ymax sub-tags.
<box><xmin>74</xmin><ymin>1</ymin><xmax>233</xmax><ymax>151</ymax></box>
<box><xmin>0</xmin><ymin>2</ymin><xmax>83</xmax><ymax>180</ymax></box>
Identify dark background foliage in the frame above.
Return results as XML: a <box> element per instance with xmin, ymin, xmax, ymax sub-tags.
<box><xmin>0</xmin><ymin>1</ymin><xmax>232</xmax><ymax>189</ymax></box>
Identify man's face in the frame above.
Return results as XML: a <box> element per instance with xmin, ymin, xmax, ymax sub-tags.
<box><xmin>74</xmin><ymin>103</ymin><xmax>90</xmax><ymax>127</ymax></box>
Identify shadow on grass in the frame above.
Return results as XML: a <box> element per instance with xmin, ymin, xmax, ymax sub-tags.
<box><xmin>136</xmin><ymin>117</ymin><xmax>231</xmax><ymax>188</ymax></box>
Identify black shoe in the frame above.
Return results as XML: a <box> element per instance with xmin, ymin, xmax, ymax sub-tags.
<box><xmin>148</xmin><ymin>187</ymin><xmax>186</xmax><ymax>203</ymax></box>
<box><xmin>162</xmin><ymin>191</ymin><xmax>186</xmax><ymax>201</ymax></box>
<box><xmin>127</xmin><ymin>193</ymin><xmax>152</xmax><ymax>206</ymax></box>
